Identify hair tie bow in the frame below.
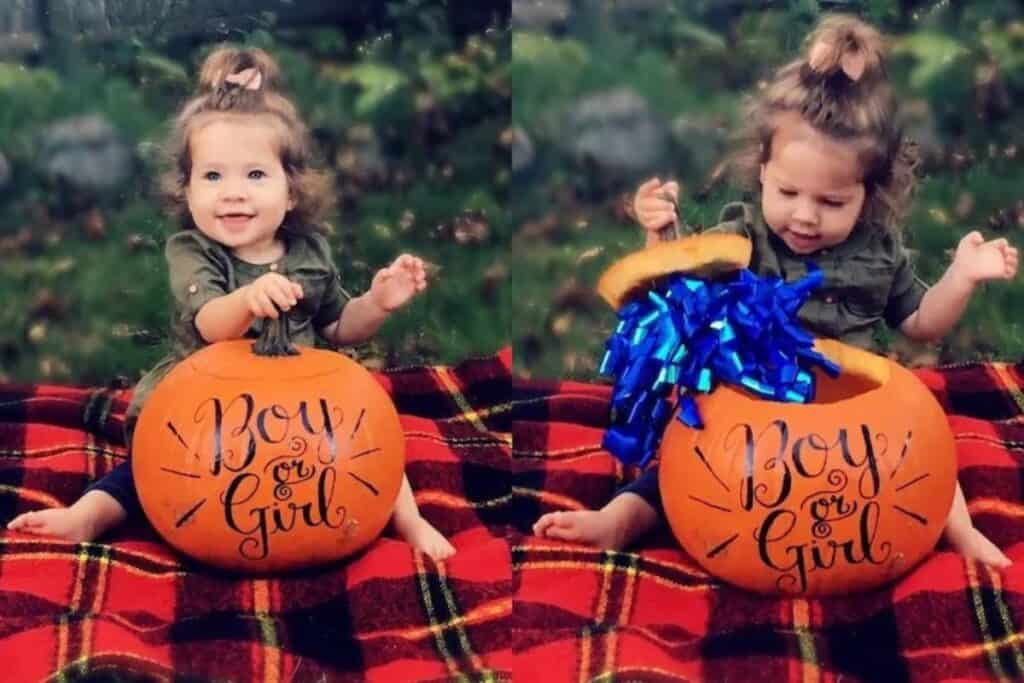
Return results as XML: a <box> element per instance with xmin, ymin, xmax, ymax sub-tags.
<box><xmin>809</xmin><ymin>40</ymin><xmax>867</xmax><ymax>82</ymax></box>
<box><xmin>224</xmin><ymin>68</ymin><xmax>262</xmax><ymax>91</ymax></box>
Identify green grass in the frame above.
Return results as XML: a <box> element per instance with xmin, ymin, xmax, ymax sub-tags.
<box><xmin>507</xmin><ymin>3</ymin><xmax>1024</xmax><ymax>379</ymax></box>
<box><xmin>0</xmin><ymin>25</ymin><xmax>509</xmax><ymax>385</ymax></box>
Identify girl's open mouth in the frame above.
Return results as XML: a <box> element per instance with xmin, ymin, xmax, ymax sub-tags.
<box><xmin>787</xmin><ymin>231</ymin><xmax>820</xmax><ymax>249</ymax></box>
<box><xmin>219</xmin><ymin>214</ymin><xmax>254</xmax><ymax>231</ymax></box>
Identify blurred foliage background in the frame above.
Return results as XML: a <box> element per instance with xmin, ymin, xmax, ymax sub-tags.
<box><xmin>2</xmin><ymin>0</ymin><xmax>1023</xmax><ymax>387</ymax></box>
<box><xmin>510</xmin><ymin>0</ymin><xmax>1024</xmax><ymax>379</ymax></box>
<box><xmin>0</xmin><ymin>1</ymin><xmax>509</xmax><ymax>385</ymax></box>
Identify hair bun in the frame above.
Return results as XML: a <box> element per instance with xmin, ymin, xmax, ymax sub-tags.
<box><xmin>806</xmin><ymin>15</ymin><xmax>885</xmax><ymax>82</ymax></box>
<box><xmin>197</xmin><ymin>47</ymin><xmax>282</xmax><ymax>94</ymax></box>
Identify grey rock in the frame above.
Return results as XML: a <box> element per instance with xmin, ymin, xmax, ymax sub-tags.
<box><xmin>0</xmin><ymin>0</ymin><xmax>42</xmax><ymax>58</ymax></box>
<box><xmin>509</xmin><ymin>126</ymin><xmax>535</xmax><ymax>175</ymax></box>
<box><xmin>0</xmin><ymin>152</ymin><xmax>10</xmax><ymax>190</ymax></box>
<box><xmin>512</xmin><ymin>0</ymin><xmax>572</xmax><ymax>31</ymax></box>
<box><xmin>670</xmin><ymin>115</ymin><xmax>729</xmax><ymax>181</ymax></box>
<box><xmin>0</xmin><ymin>0</ymin><xmax>42</xmax><ymax>33</ymax></box>
<box><xmin>562</xmin><ymin>88</ymin><xmax>672</xmax><ymax>182</ymax></box>
<box><xmin>39</xmin><ymin>115</ymin><xmax>134</xmax><ymax>196</ymax></box>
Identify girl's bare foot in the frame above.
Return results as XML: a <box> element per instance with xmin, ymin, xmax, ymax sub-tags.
<box><xmin>943</xmin><ymin>482</ymin><xmax>1012</xmax><ymax>569</ymax></box>
<box><xmin>389</xmin><ymin>475</ymin><xmax>455</xmax><ymax>560</ymax></box>
<box><xmin>397</xmin><ymin>515</ymin><xmax>455</xmax><ymax>560</ymax></box>
<box><xmin>946</xmin><ymin>525</ymin><xmax>1012</xmax><ymax>569</ymax></box>
<box><xmin>6</xmin><ymin>490</ymin><xmax>126</xmax><ymax>543</ymax></box>
<box><xmin>533</xmin><ymin>509</ymin><xmax>626</xmax><ymax>550</ymax></box>
<box><xmin>532</xmin><ymin>493</ymin><xmax>660</xmax><ymax>551</ymax></box>
<box><xmin>7</xmin><ymin>507</ymin><xmax>98</xmax><ymax>543</ymax></box>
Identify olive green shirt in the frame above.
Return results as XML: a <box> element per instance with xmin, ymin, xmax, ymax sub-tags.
<box><xmin>694</xmin><ymin>202</ymin><xmax>928</xmax><ymax>350</ymax></box>
<box><xmin>128</xmin><ymin>228</ymin><xmax>349</xmax><ymax>420</ymax></box>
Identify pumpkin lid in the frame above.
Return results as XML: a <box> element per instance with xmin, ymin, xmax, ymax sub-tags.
<box><xmin>596</xmin><ymin>233</ymin><xmax>752</xmax><ymax>309</ymax></box>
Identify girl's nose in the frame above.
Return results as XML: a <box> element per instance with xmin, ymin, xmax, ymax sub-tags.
<box><xmin>219</xmin><ymin>178</ymin><xmax>248</xmax><ymax>201</ymax></box>
<box><xmin>791</xmin><ymin>198</ymin><xmax>817</xmax><ymax>225</ymax></box>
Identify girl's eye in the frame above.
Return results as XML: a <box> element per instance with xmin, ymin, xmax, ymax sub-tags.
<box><xmin>203</xmin><ymin>171</ymin><xmax>221</xmax><ymax>181</ymax></box>
<box><xmin>248</xmin><ymin>170</ymin><xmax>267</xmax><ymax>180</ymax></box>
<box><xmin>779</xmin><ymin>188</ymin><xmax>797</xmax><ymax>198</ymax></box>
<box><xmin>822</xmin><ymin>199</ymin><xmax>846</xmax><ymax>209</ymax></box>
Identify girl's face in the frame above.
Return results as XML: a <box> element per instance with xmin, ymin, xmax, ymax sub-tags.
<box><xmin>759</xmin><ymin>116</ymin><xmax>866</xmax><ymax>255</ymax></box>
<box><xmin>185</xmin><ymin>115</ymin><xmax>293</xmax><ymax>262</ymax></box>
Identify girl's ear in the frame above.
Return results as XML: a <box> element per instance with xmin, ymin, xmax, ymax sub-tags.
<box><xmin>287</xmin><ymin>194</ymin><xmax>295</xmax><ymax>211</ymax></box>
<box><xmin>759</xmin><ymin>163</ymin><xmax>766</xmax><ymax>185</ymax></box>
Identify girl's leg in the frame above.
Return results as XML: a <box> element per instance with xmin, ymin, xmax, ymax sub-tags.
<box><xmin>7</xmin><ymin>485</ymin><xmax>130</xmax><ymax>544</ymax></box>
<box><xmin>533</xmin><ymin>466</ymin><xmax>662</xmax><ymax>550</ymax></box>
<box><xmin>8</xmin><ymin>401</ymin><xmax>145</xmax><ymax>543</ymax></box>
<box><xmin>391</xmin><ymin>473</ymin><xmax>456</xmax><ymax>560</ymax></box>
<box><xmin>7</xmin><ymin>462</ymin><xmax>132</xmax><ymax>543</ymax></box>
<box><xmin>943</xmin><ymin>480</ymin><xmax>1011</xmax><ymax>568</ymax></box>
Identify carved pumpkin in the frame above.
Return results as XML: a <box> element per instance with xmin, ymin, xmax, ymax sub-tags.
<box><xmin>659</xmin><ymin>338</ymin><xmax>957</xmax><ymax>595</ymax></box>
<box><xmin>132</xmin><ymin>319</ymin><xmax>405</xmax><ymax>572</ymax></box>
<box><xmin>598</xmin><ymin>232</ymin><xmax>958</xmax><ymax>595</ymax></box>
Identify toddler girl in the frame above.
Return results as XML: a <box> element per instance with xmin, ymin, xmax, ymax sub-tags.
<box><xmin>8</xmin><ymin>47</ymin><xmax>455</xmax><ymax>560</ymax></box>
<box><xmin>534</xmin><ymin>15</ymin><xmax>1017</xmax><ymax>568</ymax></box>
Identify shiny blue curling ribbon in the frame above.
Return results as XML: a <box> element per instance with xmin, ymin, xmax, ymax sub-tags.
<box><xmin>600</xmin><ymin>266</ymin><xmax>841</xmax><ymax>467</ymax></box>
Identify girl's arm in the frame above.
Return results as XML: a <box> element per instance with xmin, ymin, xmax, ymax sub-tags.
<box><xmin>900</xmin><ymin>231</ymin><xmax>1018</xmax><ymax>342</ymax></box>
<box><xmin>320</xmin><ymin>293</ymin><xmax>391</xmax><ymax>346</ymax></box>
<box><xmin>195</xmin><ymin>287</ymin><xmax>256</xmax><ymax>342</ymax></box>
<box><xmin>195</xmin><ymin>273</ymin><xmax>304</xmax><ymax>343</ymax></box>
<box><xmin>320</xmin><ymin>254</ymin><xmax>427</xmax><ymax>346</ymax></box>
<box><xmin>633</xmin><ymin>177</ymin><xmax>679</xmax><ymax>247</ymax></box>
<box><xmin>899</xmin><ymin>269</ymin><xmax>973</xmax><ymax>342</ymax></box>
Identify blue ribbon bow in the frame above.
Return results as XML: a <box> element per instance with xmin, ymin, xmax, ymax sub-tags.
<box><xmin>600</xmin><ymin>266</ymin><xmax>840</xmax><ymax>466</ymax></box>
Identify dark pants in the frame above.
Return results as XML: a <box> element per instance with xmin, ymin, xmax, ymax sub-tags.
<box><xmin>616</xmin><ymin>465</ymin><xmax>663</xmax><ymax>514</ymax></box>
<box><xmin>84</xmin><ymin>416</ymin><xmax>142</xmax><ymax>517</ymax></box>
<box><xmin>85</xmin><ymin>461</ymin><xmax>142</xmax><ymax>517</ymax></box>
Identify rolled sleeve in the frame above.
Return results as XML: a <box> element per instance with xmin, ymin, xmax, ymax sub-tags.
<box><xmin>298</xmin><ymin>232</ymin><xmax>350</xmax><ymax>331</ymax></box>
<box><xmin>312</xmin><ymin>265</ymin><xmax>350</xmax><ymax>329</ymax></box>
<box><xmin>165</xmin><ymin>232</ymin><xmax>230</xmax><ymax>324</ymax></box>
<box><xmin>884</xmin><ymin>248</ymin><xmax>928</xmax><ymax>328</ymax></box>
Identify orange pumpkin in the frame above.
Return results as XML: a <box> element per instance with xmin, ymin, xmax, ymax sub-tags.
<box><xmin>598</xmin><ymin>232</ymin><xmax>958</xmax><ymax>595</ymax></box>
<box><xmin>132</xmin><ymin>320</ymin><xmax>405</xmax><ymax>572</ymax></box>
<box><xmin>658</xmin><ymin>338</ymin><xmax>957</xmax><ymax>595</ymax></box>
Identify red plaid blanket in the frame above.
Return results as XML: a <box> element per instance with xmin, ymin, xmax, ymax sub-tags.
<box><xmin>511</xmin><ymin>362</ymin><xmax>1024</xmax><ymax>683</ymax></box>
<box><xmin>0</xmin><ymin>350</ymin><xmax>513</xmax><ymax>682</ymax></box>
<box><xmin>7</xmin><ymin>352</ymin><xmax>1024</xmax><ymax>682</ymax></box>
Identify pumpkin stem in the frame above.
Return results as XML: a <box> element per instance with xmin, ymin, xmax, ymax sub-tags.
<box><xmin>252</xmin><ymin>308</ymin><xmax>299</xmax><ymax>357</ymax></box>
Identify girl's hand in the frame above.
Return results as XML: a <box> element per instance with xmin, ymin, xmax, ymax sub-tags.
<box><xmin>369</xmin><ymin>254</ymin><xmax>427</xmax><ymax>313</ymax></box>
<box><xmin>953</xmin><ymin>231</ymin><xmax>1019</xmax><ymax>285</ymax></box>
<box><xmin>243</xmin><ymin>273</ymin><xmax>304</xmax><ymax>319</ymax></box>
<box><xmin>633</xmin><ymin>177</ymin><xmax>680</xmax><ymax>233</ymax></box>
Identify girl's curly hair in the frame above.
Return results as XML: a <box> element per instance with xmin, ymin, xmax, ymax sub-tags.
<box><xmin>160</xmin><ymin>46</ymin><xmax>334</xmax><ymax>233</ymax></box>
<box><xmin>727</xmin><ymin>14</ymin><xmax>919</xmax><ymax>233</ymax></box>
